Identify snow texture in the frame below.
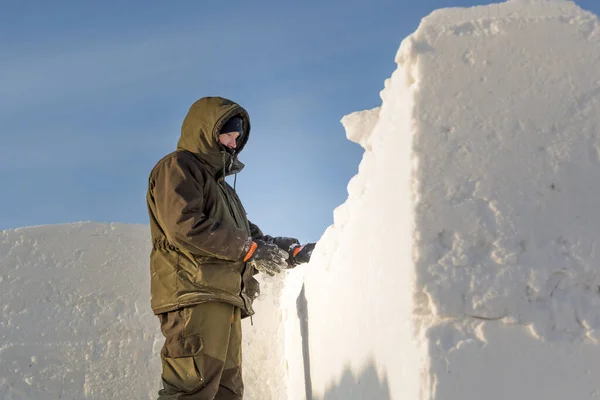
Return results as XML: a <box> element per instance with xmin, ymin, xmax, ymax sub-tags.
<box><xmin>286</xmin><ymin>0</ymin><xmax>600</xmax><ymax>399</ymax></box>
<box><xmin>0</xmin><ymin>222</ymin><xmax>287</xmax><ymax>399</ymax></box>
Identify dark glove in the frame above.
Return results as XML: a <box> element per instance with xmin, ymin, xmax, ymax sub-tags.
<box><xmin>264</xmin><ymin>236</ymin><xmax>300</xmax><ymax>253</ymax></box>
<box><xmin>245</xmin><ymin>277</ymin><xmax>260</xmax><ymax>300</ymax></box>
<box><xmin>264</xmin><ymin>236</ymin><xmax>303</xmax><ymax>268</ymax></box>
<box><xmin>245</xmin><ymin>239</ymin><xmax>289</xmax><ymax>276</ymax></box>
<box><xmin>288</xmin><ymin>242</ymin><xmax>316</xmax><ymax>267</ymax></box>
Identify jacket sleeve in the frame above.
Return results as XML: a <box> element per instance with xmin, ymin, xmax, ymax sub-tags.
<box><xmin>248</xmin><ymin>221</ymin><xmax>265</xmax><ymax>241</ymax></box>
<box><xmin>151</xmin><ymin>155</ymin><xmax>251</xmax><ymax>261</ymax></box>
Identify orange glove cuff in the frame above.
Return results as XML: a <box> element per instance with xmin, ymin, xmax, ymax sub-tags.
<box><xmin>292</xmin><ymin>245</ymin><xmax>304</xmax><ymax>258</ymax></box>
<box><xmin>244</xmin><ymin>241</ymin><xmax>258</xmax><ymax>262</ymax></box>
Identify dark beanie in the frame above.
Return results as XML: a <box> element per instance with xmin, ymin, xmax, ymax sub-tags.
<box><xmin>220</xmin><ymin>116</ymin><xmax>244</xmax><ymax>135</ymax></box>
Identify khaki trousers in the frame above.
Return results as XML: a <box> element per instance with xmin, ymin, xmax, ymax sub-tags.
<box><xmin>157</xmin><ymin>302</ymin><xmax>243</xmax><ymax>400</ymax></box>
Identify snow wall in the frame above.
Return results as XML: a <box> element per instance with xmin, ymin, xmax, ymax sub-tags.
<box><xmin>0</xmin><ymin>223</ymin><xmax>288</xmax><ymax>399</ymax></box>
<box><xmin>284</xmin><ymin>0</ymin><xmax>600</xmax><ymax>399</ymax></box>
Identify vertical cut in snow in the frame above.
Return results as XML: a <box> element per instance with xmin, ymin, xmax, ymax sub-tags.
<box><xmin>288</xmin><ymin>1</ymin><xmax>600</xmax><ymax>399</ymax></box>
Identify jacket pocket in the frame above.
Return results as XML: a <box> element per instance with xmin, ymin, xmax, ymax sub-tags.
<box><xmin>150</xmin><ymin>249</ymin><xmax>179</xmax><ymax>312</ymax></box>
<box><xmin>161</xmin><ymin>333</ymin><xmax>205</xmax><ymax>393</ymax></box>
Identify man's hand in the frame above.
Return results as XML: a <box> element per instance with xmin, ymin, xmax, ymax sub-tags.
<box><xmin>264</xmin><ymin>236</ymin><xmax>300</xmax><ymax>253</ymax></box>
<box><xmin>289</xmin><ymin>242</ymin><xmax>316</xmax><ymax>267</ymax></box>
<box><xmin>264</xmin><ymin>236</ymin><xmax>316</xmax><ymax>268</ymax></box>
<box><xmin>244</xmin><ymin>239</ymin><xmax>289</xmax><ymax>276</ymax></box>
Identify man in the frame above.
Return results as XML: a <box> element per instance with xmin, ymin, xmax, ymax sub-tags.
<box><xmin>146</xmin><ymin>96</ymin><xmax>315</xmax><ymax>399</ymax></box>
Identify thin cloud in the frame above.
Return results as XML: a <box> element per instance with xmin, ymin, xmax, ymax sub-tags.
<box><xmin>0</xmin><ymin>125</ymin><xmax>172</xmax><ymax>169</ymax></box>
<box><xmin>0</xmin><ymin>31</ymin><xmax>220</xmax><ymax>116</ymax></box>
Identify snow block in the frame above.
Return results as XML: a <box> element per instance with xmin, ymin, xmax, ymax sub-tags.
<box><xmin>0</xmin><ymin>222</ymin><xmax>287</xmax><ymax>399</ymax></box>
<box><xmin>0</xmin><ymin>223</ymin><xmax>160</xmax><ymax>399</ymax></box>
<box><xmin>298</xmin><ymin>1</ymin><xmax>600</xmax><ymax>399</ymax></box>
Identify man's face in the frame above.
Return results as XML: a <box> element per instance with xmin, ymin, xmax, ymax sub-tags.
<box><xmin>219</xmin><ymin>131</ymin><xmax>240</xmax><ymax>150</ymax></box>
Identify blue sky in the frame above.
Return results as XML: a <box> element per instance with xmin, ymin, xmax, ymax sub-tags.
<box><xmin>2</xmin><ymin>0</ymin><xmax>599</xmax><ymax>243</ymax></box>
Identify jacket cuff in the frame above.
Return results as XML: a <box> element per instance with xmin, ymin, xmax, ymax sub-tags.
<box><xmin>240</xmin><ymin>237</ymin><xmax>254</xmax><ymax>261</ymax></box>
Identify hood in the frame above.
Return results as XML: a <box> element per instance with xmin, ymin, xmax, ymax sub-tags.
<box><xmin>177</xmin><ymin>96</ymin><xmax>251</xmax><ymax>178</ymax></box>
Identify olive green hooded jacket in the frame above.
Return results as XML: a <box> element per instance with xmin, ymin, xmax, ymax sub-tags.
<box><xmin>146</xmin><ymin>97</ymin><xmax>264</xmax><ymax>317</ymax></box>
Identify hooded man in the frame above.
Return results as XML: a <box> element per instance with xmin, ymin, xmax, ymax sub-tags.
<box><xmin>146</xmin><ymin>96</ymin><xmax>315</xmax><ymax>399</ymax></box>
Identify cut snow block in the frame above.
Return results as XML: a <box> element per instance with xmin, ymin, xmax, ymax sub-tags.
<box><xmin>0</xmin><ymin>223</ymin><xmax>161</xmax><ymax>400</ymax></box>
<box><xmin>0</xmin><ymin>222</ymin><xmax>287</xmax><ymax>400</ymax></box>
<box><xmin>299</xmin><ymin>1</ymin><xmax>600</xmax><ymax>399</ymax></box>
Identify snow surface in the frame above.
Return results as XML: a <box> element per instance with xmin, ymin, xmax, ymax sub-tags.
<box><xmin>0</xmin><ymin>223</ymin><xmax>287</xmax><ymax>399</ymax></box>
<box><xmin>3</xmin><ymin>1</ymin><xmax>600</xmax><ymax>399</ymax></box>
<box><xmin>285</xmin><ymin>0</ymin><xmax>600</xmax><ymax>399</ymax></box>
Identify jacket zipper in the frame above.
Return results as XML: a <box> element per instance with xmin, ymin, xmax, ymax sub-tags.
<box><xmin>218</xmin><ymin>169</ymin><xmax>251</xmax><ymax>316</ymax></box>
